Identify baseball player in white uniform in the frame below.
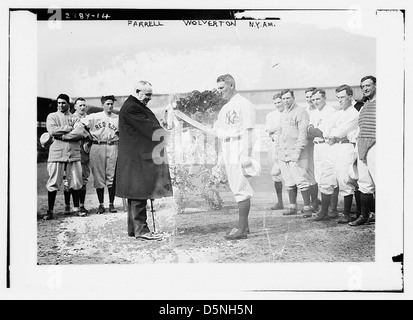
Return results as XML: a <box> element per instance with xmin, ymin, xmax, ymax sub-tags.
<box><xmin>304</xmin><ymin>87</ymin><xmax>321</xmax><ymax>214</ymax></box>
<box><xmin>73</xmin><ymin>97</ymin><xmax>92</xmax><ymax>215</ymax></box>
<box><xmin>307</xmin><ymin>89</ymin><xmax>338</xmax><ymax>221</ymax></box>
<box><xmin>324</xmin><ymin>84</ymin><xmax>359</xmax><ymax>224</ymax></box>
<box><xmin>265</xmin><ymin>93</ymin><xmax>284</xmax><ymax>210</ymax></box>
<box><xmin>212</xmin><ymin>74</ymin><xmax>256</xmax><ymax>240</ymax></box>
<box><xmin>81</xmin><ymin>95</ymin><xmax>119</xmax><ymax>214</ymax></box>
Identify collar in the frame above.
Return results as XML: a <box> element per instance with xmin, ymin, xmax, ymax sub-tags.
<box><xmin>286</xmin><ymin>102</ymin><xmax>298</xmax><ymax>112</ymax></box>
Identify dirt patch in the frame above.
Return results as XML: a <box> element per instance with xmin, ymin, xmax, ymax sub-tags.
<box><xmin>37</xmin><ymin>162</ymin><xmax>374</xmax><ymax>264</ymax></box>
<box><xmin>37</xmin><ymin>191</ymin><xmax>375</xmax><ymax>265</ymax></box>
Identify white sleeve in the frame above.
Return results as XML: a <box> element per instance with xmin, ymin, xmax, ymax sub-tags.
<box><xmin>81</xmin><ymin>114</ymin><xmax>92</xmax><ymax>128</ymax></box>
<box><xmin>242</xmin><ymin>102</ymin><xmax>256</xmax><ymax>130</ymax></box>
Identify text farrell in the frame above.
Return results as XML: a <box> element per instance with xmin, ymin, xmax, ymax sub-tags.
<box><xmin>128</xmin><ymin>20</ymin><xmax>164</xmax><ymax>27</ymax></box>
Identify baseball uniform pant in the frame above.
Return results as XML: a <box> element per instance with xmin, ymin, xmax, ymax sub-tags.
<box><xmin>222</xmin><ymin>139</ymin><xmax>254</xmax><ymax>203</ymax></box>
<box><xmin>314</xmin><ymin>143</ymin><xmax>336</xmax><ymax>195</ymax></box>
<box><xmin>90</xmin><ymin>144</ymin><xmax>118</xmax><ymax>189</ymax></box>
<box><xmin>332</xmin><ymin>143</ymin><xmax>357</xmax><ymax>196</ymax></box>
<box><xmin>80</xmin><ymin>148</ymin><xmax>90</xmax><ymax>186</ymax></box>
<box><xmin>46</xmin><ymin>161</ymin><xmax>82</xmax><ymax>192</ymax></box>
<box><xmin>279</xmin><ymin>159</ymin><xmax>310</xmax><ymax>191</ymax></box>
<box><xmin>307</xmin><ymin>140</ymin><xmax>317</xmax><ymax>185</ymax></box>
<box><xmin>81</xmin><ymin>162</ymin><xmax>90</xmax><ymax>186</ymax></box>
<box><xmin>357</xmin><ymin>144</ymin><xmax>376</xmax><ymax>194</ymax></box>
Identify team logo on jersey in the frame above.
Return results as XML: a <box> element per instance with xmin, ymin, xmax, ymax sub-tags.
<box><xmin>94</xmin><ymin>121</ymin><xmax>118</xmax><ymax>132</ymax></box>
<box><xmin>225</xmin><ymin>110</ymin><xmax>240</xmax><ymax>125</ymax></box>
<box><xmin>289</xmin><ymin>118</ymin><xmax>298</xmax><ymax>127</ymax></box>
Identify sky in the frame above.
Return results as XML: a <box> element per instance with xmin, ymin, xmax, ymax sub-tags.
<box><xmin>37</xmin><ymin>9</ymin><xmax>376</xmax><ymax>98</ymax></box>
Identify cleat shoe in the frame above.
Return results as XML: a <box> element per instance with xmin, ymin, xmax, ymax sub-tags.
<box><xmin>43</xmin><ymin>210</ymin><xmax>54</xmax><ymax>220</ymax></box>
<box><xmin>224</xmin><ymin>228</ymin><xmax>248</xmax><ymax>240</ymax></box>
<box><xmin>309</xmin><ymin>213</ymin><xmax>328</xmax><ymax>221</ymax></box>
<box><xmin>301</xmin><ymin>206</ymin><xmax>313</xmax><ymax>218</ymax></box>
<box><xmin>73</xmin><ymin>207</ymin><xmax>86</xmax><ymax>217</ymax></box>
<box><xmin>310</xmin><ymin>204</ymin><xmax>319</xmax><ymax>213</ymax></box>
<box><xmin>79</xmin><ymin>206</ymin><xmax>89</xmax><ymax>214</ymax></box>
<box><xmin>64</xmin><ymin>205</ymin><xmax>71</xmax><ymax>215</ymax></box>
<box><xmin>283</xmin><ymin>207</ymin><xmax>298</xmax><ymax>216</ymax></box>
<box><xmin>328</xmin><ymin>209</ymin><xmax>339</xmax><ymax>219</ymax></box>
<box><xmin>337</xmin><ymin>214</ymin><xmax>351</xmax><ymax>224</ymax></box>
<box><xmin>349</xmin><ymin>216</ymin><xmax>367</xmax><ymax>226</ymax></box>
<box><xmin>270</xmin><ymin>203</ymin><xmax>284</xmax><ymax>210</ymax></box>
<box><xmin>109</xmin><ymin>204</ymin><xmax>117</xmax><ymax>213</ymax></box>
<box><xmin>97</xmin><ymin>204</ymin><xmax>105</xmax><ymax>214</ymax></box>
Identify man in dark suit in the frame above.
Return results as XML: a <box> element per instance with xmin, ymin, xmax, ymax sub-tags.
<box><xmin>115</xmin><ymin>81</ymin><xmax>173</xmax><ymax>240</ymax></box>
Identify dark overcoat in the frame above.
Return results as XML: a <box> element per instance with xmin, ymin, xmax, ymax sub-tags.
<box><xmin>115</xmin><ymin>95</ymin><xmax>173</xmax><ymax>199</ymax></box>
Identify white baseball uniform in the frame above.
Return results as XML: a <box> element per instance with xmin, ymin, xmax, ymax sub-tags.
<box><xmin>73</xmin><ymin>112</ymin><xmax>91</xmax><ymax>186</ymax></box>
<box><xmin>213</xmin><ymin>93</ymin><xmax>256</xmax><ymax>203</ymax></box>
<box><xmin>305</xmin><ymin>106</ymin><xmax>318</xmax><ymax>186</ymax></box>
<box><xmin>81</xmin><ymin>111</ymin><xmax>119</xmax><ymax>189</ymax></box>
<box><xmin>265</xmin><ymin>109</ymin><xmax>283</xmax><ymax>182</ymax></box>
<box><xmin>310</xmin><ymin>105</ymin><xmax>337</xmax><ymax>195</ymax></box>
<box><xmin>324</xmin><ymin>105</ymin><xmax>359</xmax><ymax>196</ymax></box>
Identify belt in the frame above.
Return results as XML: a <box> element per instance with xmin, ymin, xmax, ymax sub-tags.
<box><xmin>313</xmin><ymin>140</ymin><xmax>325</xmax><ymax>144</ymax></box>
<box><xmin>333</xmin><ymin>137</ymin><xmax>351</xmax><ymax>144</ymax></box>
<box><xmin>223</xmin><ymin>135</ymin><xmax>242</xmax><ymax>142</ymax></box>
<box><xmin>93</xmin><ymin>140</ymin><xmax>118</xmax><ymax>145</ymax></box>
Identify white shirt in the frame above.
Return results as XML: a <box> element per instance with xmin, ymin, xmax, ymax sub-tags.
<box><xmin>310</xmin><ymin>105</ymin><xmax>337</xmax><ymax>142</ymax></box>
<box><xmin>213</xmin><ymin>93</ymin><xmax>256</xmax><ymax>139</ymax></box>
<box><xmin>306</xmin><ymin>106</ymin><xmax>318</xmax><ymax>127</ymax></box>
<box><xmin>265</xmin><ymin>109</ymin><xmax>282</xmax><ymax>135</ymax></box>
<box><xmin>325</xmin><ymin>105</ymin><xmax>359</xmax><ymax>139</ymax></box>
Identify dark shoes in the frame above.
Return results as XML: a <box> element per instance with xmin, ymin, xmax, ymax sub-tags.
<box><xmin>109</xmin><ymin>204</ymin><xmax>117</xmax><ymax>213</ymax></box>
<box><xmin>310</xmin><ymin>204</ymin><xmax>319</xmax><ymax>213</ymax></box>
<box><xmin>225</xmin><ymin>228</ymin><xmax>248</xmax><ymax>240</ymax></box>
<box><xmin>308</xmin><ymin>213</ymin><xmax>328</xmax><ymax>221</ymax></box>
<box><xmin>43</xmin><ymin>210</ymin><xmax>53</xmax><ymax>220</ymax></box>
<box><xmin>301</xmin><ymin>206</ymin><xmax>313</xmax><ymax>218</ymax></box>
<box><xmin>80</xmin><ymin>206</ymin><xmax>89</xmax><ymax>214</ymax></box>
<box><xmin>328</xmin><ymin>209</ymin><xmax>339</xmax><ymax>219</ymax></box>
<box><xmin>349</xmin><ymin>216</ymin><xmax>368</xmax><ymax>226</ymax></box>
<box><xmin>337</xmin><ymin>214</ymin><xmax>351</xmax><ymax>224</ymax></box>
<box><xmin>270</xmin><ymin>203</ymin><xmax>284</xmax><ymax>210</ymax></box>
<box><xmin>97</xmin><ymin>204</ymin><xmax>105</xmax><ymax>214</ymax></box>
<box><xmin>136</xmin><ymin>232</ymin><xmax>164</xmax><ymax>241</ymax></box>
<box><xmin>64</xmin><ymin>205</ymin><xmax>71</xmax><ymax>215</ymax></box>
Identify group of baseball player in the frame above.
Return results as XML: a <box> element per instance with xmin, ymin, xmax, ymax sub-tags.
<box><xmin>42</xmin><ymin>94</ymin><xmax>120</xmax><ymax>220</ymax></box>
<box><xmin>265</xmin><ymin>75</ymin><xmax>376</xmax><ymax>228</ymax></box>
<box><xmin>40</xmin><ymin>74</ymin><xmax>376</xmax><ymax>242</ymax></box>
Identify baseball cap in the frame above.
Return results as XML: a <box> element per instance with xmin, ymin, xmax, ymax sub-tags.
<box><xmin>242</xmin><ymin>158</ymin><xmax>261</xmax><ymax>178</ymax></box>
<box><xmin>40</xmin><ymin>132</ymin><xmax>53</xmax><ymax>148</ymax></box>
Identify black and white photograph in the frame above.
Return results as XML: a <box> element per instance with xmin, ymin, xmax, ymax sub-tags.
<box><xmin>2</xmin><ymin>0</ymin><xmax>411</xmax><ymax>300</ymax></box>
